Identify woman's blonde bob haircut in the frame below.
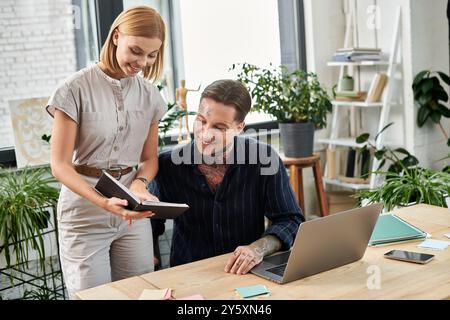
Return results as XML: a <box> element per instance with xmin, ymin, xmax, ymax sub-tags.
<box><xmin>99</xmin><ymin>6</ymin><xmax>165</xmax><ymax>82</ymax></box>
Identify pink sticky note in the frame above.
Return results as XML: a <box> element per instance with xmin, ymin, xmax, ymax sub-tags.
<box><xmin>178</xmin><ymin>294</ymin><xmax>205</xmax><ymax>300</ymax></box>
<box><xmin>163</xmin><ymin>288</ymin><xmax>173</xmax><ymax>300</ymax></box>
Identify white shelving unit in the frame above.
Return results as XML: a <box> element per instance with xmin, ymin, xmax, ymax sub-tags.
<box><xmin>319</xmin><ymin>5</ymin><xmax>403</xmax><ymax>191</ymax></box>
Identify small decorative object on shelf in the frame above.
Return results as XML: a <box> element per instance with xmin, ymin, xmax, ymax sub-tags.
<box><xmin>175</xmin><ymin>79</ymin><xmax>200</xmax><ymax>144</ymax></box>
<box><xmin>339</xmin><ymin>74</ymin><xmax>354</xmax><ymax>91</ymax></box>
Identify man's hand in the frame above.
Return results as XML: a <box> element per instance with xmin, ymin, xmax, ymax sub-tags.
<box><xmin>224</xmin><ymin>245</ymin><xmax>264</xmax><ymax>275</ymax></box>
<box><xmin>130</xmin><ymin>179</ymin><xmax>159</xmax><ymax>202</ymax></box>
<box><xmin>224</xmin><ymin>235</ymin><xmax>283</xmax><ymax>275</ymax></box>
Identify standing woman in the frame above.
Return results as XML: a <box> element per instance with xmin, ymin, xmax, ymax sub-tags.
<box><xmin>47</xmin><ymin>6</ymin><xmax>167</xmax><ymax>299</ymax></box>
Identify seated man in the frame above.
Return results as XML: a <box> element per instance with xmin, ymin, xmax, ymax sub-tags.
<box><xmin>150</xmin><ymin>79</ymin><xmax>304</xmax><ymax>275</ymax></box>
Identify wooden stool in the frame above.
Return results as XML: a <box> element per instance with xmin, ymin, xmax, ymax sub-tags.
<box><xmin>281</xmin><ymin>153</ymin><xmax>329</xmax><ymax>217</ymax></box>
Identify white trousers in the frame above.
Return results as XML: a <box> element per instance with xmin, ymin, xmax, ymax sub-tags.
<box><xmin>57</xmin><ymin>178</ymin><xmax>154</xmax><ymax>299</ymax></box>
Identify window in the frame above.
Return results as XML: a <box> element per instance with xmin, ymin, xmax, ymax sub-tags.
<box><xmin>175</xmin><ymin>0</ymin><xmax>282</xmax><ymax>126</ymax></box>
<box><xmin>122</xmin><ymin>0</ymin><xmax>177</xmax><ymax>101</ymax></box>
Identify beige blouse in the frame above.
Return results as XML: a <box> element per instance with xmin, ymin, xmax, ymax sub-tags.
<box><xmin>46</xmin><ymin>64</ymin><xmax>167</xmax><ymax>169</ymax></box>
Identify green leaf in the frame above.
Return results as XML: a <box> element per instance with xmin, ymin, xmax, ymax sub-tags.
<box><xmin>417</xmin><ymin>105</ymin><xmax>431</xmax><ymax>127</ymax></box>
<box><xmin>430</xmin><ymin>110</ymin><xmax>441</xmax><ymax>123</ymax></box>
<box><xmin>433</xmin><ymin>87</ymin><xmax>449</xmax><ymax>102</ymax></box>
<box><xmin>420</xmin><ymin>78</ymin><xmax>437</xmax><ymax>94</ymax></box>
<box><xmin>402</xmin><ymin>155</ymin><xmax>419</xmax><ymax>167</ymax></box>
<box><xmin>418</xmin><ymin>92</ymin><xmax>433</xmax><ymax>105</ymax></box>
<box><xmin>412</xmin><ymin>70</ymin><xmax>429</xmax><ymax>88</ymax></box>
<box><xmin>356</xmin><ymin>133</ymin><xmax>370</xmax><ymax>144</ymax></box>
<box><xmin>393</xmin><ymin>148</ymin><xmax>410</xmax><ymax>155</ymax></box>
<box><xmin>374</xmin><ymin>149</ymin><xmax>386</xmax><ymax>160</ymax></box>
<box><xmin>438</xmin><ymin>104</ymin><xmax>450</xmax><ymax>117</ymax></box>
<box><xmin>447</xmin><ymin>138</ymin><xmax>450</xmax><ymax>147</ymax></box>
<box><xmin>437</xmin><ymin>71</ymin><xmax>450</xmax><ymax>86</ymax></box>
<box><xmin>374</xmin><ymin>122</ymin><xmax>394</xmax><ymax>141</ymax></box>
<box><xmin>377</xmin><ymin>159</ymin><xmax>386</xmax><ymax>170</ymax></box>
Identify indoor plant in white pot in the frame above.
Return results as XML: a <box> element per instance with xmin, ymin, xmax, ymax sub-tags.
<box><xmin>232</xmin><ymin>63</ymin><xmax>332</xmax><ymax>157</ymax></box>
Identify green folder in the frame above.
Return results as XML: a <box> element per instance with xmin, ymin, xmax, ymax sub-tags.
<box><xmin>369</xmin><ymin>214</ymin><xmax>427</xmax><ymax>246</ymax></box>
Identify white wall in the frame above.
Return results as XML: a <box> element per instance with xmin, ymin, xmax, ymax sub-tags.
<box><xmin>0</xmin><ymin>0</ymin><xmax>77</xmax><ymax>148</ymax></box>
<box><xmin>407</xmin><ymin>0</ymin><xmax>449</xmax><ymax>169</ymax></box>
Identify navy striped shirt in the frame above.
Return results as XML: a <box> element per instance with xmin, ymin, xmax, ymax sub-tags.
<box><xmin>149</xmin><ymin>136</ymin><xmax>304</xmax><ymax>267</ymax></box>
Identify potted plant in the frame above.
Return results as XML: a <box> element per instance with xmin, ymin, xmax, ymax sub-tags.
<box><xmin>355</xmin><ymin>125</ymin><xmax>450</xmax><ymax>211</ymax></box>
<box><xmin>0</xmin><ymin>167</ymin><xmax>59</xmax><ymax>272</ymax></box>
<box><xmin>339</xmin><ymin>74</ymin><xmax>354</xmax><ymax>91</ymax></box>
<box><xmin>356</xmin><ymin>166</ymin><xmax>450</xmax><ymax>211</ymax></box>
<box><xmin>232</xmin><ymin>63</ymin><xmax>332</xmax><ymax>157</ymax></box>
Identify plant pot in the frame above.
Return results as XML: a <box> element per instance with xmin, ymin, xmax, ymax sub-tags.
<box><xmin>279</xmin><ymin>122</ymin><xmax>315</xmax><ymax>158</ymax></box>
<box><xmin>339</xmin><ymin>76</ymin><xmax>354</xmax><ymax>91</ymax></box>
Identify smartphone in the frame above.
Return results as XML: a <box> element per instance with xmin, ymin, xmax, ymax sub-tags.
<box><xmin>384</xmin><ymin>249</ymin><xmax>434</xmax><ymax>264</ymax></box>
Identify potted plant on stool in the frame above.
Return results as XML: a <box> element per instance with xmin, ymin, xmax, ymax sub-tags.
<box><xmin>233</xmin><ymin>63</ymin><xmax>332</xmax><ymax>157</ymax></box>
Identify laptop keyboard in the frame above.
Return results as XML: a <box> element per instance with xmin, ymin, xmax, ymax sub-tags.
<box><xmin>266</xmin><ymin>263</ymin><xmax>287</xmax><ymax>277</ymax></box>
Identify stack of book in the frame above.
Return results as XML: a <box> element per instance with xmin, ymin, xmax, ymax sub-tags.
<box><xmin>332</xmin><ymin>47</ymin><xmax>382</xmax><ymax>62</ymax></box>
<box><xmin>369</xmin><ymin>214</ymin><xmax>427</xmax><ymax>246</ymax></box>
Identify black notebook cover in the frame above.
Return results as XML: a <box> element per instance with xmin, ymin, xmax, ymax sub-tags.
<box><xmin>94</xmin><ymin>171</ymin><xmax>189</xmax><ymax>219</ymax></box>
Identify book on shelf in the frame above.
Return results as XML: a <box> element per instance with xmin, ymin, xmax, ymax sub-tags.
<box><xmin>332</xmin><ymin>52</ymin><xmax>382</xmax><ymax>62</ymax></box>
<box><xmin>337</xmin><ymin>47</ymin><xmax>382</xmax><ymax>53</ymax></box>
<box><xmin>94</xmin><ymin>171</ymin><xmax>189</xmax><ymax>218</ymax></box>
<box><xmin>345</xmin><ymin>148</ymin><xmax>356</xmax><ymax>177</ymax></box>
<box><xmin>334</xmin><ymin>91</ymin><xmax>367</xmax><ymax>102</ymax></box>
<box><xmin>366</xmin><ymin>73</ymin><xmax>388</xmax><ymax>103</ymax></box>
<box><xmin>360</xmin><ymin>149</ymin><xmax>371</xmax><ymax>177</ymax></box>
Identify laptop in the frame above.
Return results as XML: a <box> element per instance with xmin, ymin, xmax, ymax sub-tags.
<box><xmin>251</xmin><ymin>203</ymin><xmax>382</xmax><ymax>284</ymax></box>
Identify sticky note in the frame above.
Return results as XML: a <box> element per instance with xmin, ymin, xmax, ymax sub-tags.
<box><xmin>139</xmin><ymin>288</ymin><xmax>172</xmax><ymax>300</ymax></box>
<box><xmin>178</xmin><ymin>294</ymin><xmax>205</xmax><ymax>300</ymax></box>
<box><xmin>235</xmin><ymin>284</ymin><xmax>270</xmax><ymax>299</ymax></box>
<box><xmin>418</xmin><ymin>239</ymin><xmax>450</xmax><ymax>250</ymax></box>
<box><xmin>163</xmin><ymin>288</ymin><xmax>173</xmax><ymax>300</ymax></box>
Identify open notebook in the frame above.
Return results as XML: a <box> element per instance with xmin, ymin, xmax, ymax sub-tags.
<box><xmin>94</xmin><ymin>171</ymin><xmax>189</xmax><ymax>219</ymax></box>
<box><xmin>369</xmin><ymin>214</ymin><xmax>427</xmax><ymax>246</ymax></box>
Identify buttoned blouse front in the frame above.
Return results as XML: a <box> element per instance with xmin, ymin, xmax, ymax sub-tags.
<box><xmin>46</xmin><ymin>64</ymin><xmax>167</xmax><ymax>169</ymax></box>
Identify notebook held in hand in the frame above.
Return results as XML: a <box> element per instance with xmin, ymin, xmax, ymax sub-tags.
<box><xmin>94</xmin><ymin>171</ymin><xmax>189</xmax><ymax>219</ymax></box>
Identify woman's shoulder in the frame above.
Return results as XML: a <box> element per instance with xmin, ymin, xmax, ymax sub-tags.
<box><xmin>58</xmin><ymin>65</ymin><xmax>97</xmax><ymax>90</ymax></box>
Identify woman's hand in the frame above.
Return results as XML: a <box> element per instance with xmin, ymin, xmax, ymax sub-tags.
<box><xmin>103</xmin><ymin>197</ymin><xmax>154</xmax><ymax>221</ymax></box>
<box><xmin>129</xmin><ymin>179</ymin><xmax>159</xmax><ymax>202</ymax></box>
<box><xmin>224</xmin><ymin>245</ymin><xmax>264</xmax><ymax>275</ymax></box>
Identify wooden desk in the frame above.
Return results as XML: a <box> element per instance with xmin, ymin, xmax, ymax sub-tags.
<box><xmin>76</xmin><ymin>204</ymin><xmax>450</xmax><ymax>300</ymax></box>
<box><xmin>75</xmin><ymin>276</ymin><xmax>158</xmax><ymax>300</ymax></box>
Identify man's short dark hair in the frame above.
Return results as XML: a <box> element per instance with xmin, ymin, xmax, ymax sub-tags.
<box><xmin>200</xmin><ymin>79</ymin><xmax>251</xmax><ymax>123</ymax></box>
